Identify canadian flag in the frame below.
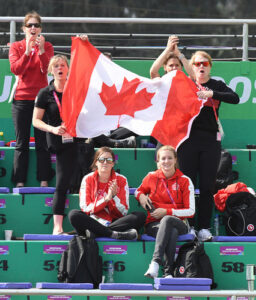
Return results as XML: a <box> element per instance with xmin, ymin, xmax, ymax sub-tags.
<box><xmin>62</xmin><ymin>37</ymin><xmax>204</xmax><ymax>149</ymax></box>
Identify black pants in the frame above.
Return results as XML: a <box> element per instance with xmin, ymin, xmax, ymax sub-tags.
<box><xmin>53</xmin><ymin>143</ymin><xmax>77</xmax><ymax>215</ymax></box>
<box><xmin>177</xmin><ymin>129</ymin><xmax>221</xmax><ymax>229</ymax></box>
<box><xmin>69</xmin><ymin>209</ymin><xmax>146</xmax><ymax>237</ymax></box>
<box><xmin>12</xmin><ymin>100</ymin><xmax>53</xmax><ymax>183</ymax></box>
<box><xmin>146</xmin><ymin>216</ymin><xmax>188</xmax><ymax>276</ymax></box>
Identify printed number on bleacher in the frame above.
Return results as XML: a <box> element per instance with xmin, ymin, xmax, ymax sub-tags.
<box><xmin>43</xmin><ymin>260</ymin><xmax>60</xmax><ymax>271</ymax></box>
<box><xmin>222</xmin><ymin>262</ymin><xmax>244</xmax><ymax>273</ymax></box>
<box><xmin>0</xmin><ymin>260</ymin><xmax>8</xmax><ymax>271</ymax></box>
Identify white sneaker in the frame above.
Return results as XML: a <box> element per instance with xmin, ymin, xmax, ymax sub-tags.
<box><xmin>188</xmin><ymin>226</ymin><xmax>197</xmax><ymax>238</ymax></box>
<box><xmin>164</xmin><ymin>274</ymin><xmax>173</xmax><ymax>278</ymax></box>
<box><xmin>198</xmin><ymin>229</ymin><xmax>213</xmax><ymax>242</ymax></box>
<box><xmin>144</xmin><ymin>261</ymin><xmax>159</xmax><ymax>278</ymax></box>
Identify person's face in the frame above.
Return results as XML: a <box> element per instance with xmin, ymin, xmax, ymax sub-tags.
<box><xmin>158</xmin><ymin>149</ymin><xmax>177</xmax><ymax>175</ymax></box>
<box><xmin>96</xmin><ymin>152</ymin><xmax>114</xmax><ymax>175</ymax></box>
<box><xmin>51</xmin><ymin>59</ymin><xmax>69</xmax><ymax>81</ymax></box>
<box><xmin>192</xmin><ymin>54</ymin><xmax>211</xmax><ymax>82</ymax></box>
<box><xmin>164</xmin><ymin>58</ymin><xmax>182</xmax><ymax>73</ymax></box>
<box><xmin>23</xmin><ymin>17</ymin><xmax>42</xmax><ymax>40</ymax></box>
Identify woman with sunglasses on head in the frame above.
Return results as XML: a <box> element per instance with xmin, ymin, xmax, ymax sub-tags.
<box><xmin>68</xmin><ymin>146</ymin><xmax>146</xmax><ymax>239</ymax></box>
<box><xmin>9</xmin><ymin>11</ymin><xmax>54</xmax><ymax>188</ymax></box>
<box><xmin>168</xmin><ymin>37</ymin><xmax>239</xmax><ymax>241</ymax></box>
<box><xmin>135</xmin><ymin>145</ymin><xmax>195</xmax><ymax>278</ymax></box>
<box><xmin>33</xmin><ymin>54</ymin><xmax>78</xmax><ymax>235</ymax></box>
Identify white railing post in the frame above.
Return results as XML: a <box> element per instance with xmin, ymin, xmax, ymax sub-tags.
<box><xmin>10</xmin><ymin>20</ymin><xmax>16</xmax><ymax>44</ymax></box>
<box><xmin>242</xmin><ymin>23</ymin><xmax>249</xmax><ymax>61</ymax></box>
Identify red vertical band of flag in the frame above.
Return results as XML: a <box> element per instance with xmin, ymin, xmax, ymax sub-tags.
<box><xmin>62</xmin><ymin>37</ymin><xmax>101</xmax><ymax>136</ymax></box>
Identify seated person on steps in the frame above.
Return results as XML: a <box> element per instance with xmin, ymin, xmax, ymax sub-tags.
<box><xmin>69</xmin><ymin>146</ymin><xmax>146</xmax><ymax>239</ymax></box>
<box><xmin>135</xmin><ymin>145</ymin><xmax>195</xmax><ymax>278</ymax></box>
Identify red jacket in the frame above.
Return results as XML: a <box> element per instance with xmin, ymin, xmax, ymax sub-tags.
<box><xmin>9</xmin><ymin>39</ymin><xmax>54</xmax><ymax>100</ymax></box>
<box><xmin>135</xmin><ymin>169</ymin><xmax>195</xmax><ymax>224</ymax></box>
<box><xmin>79</xmin><ymin>170</ymin><xmax>129</xmax><ymax>223</ymax></box>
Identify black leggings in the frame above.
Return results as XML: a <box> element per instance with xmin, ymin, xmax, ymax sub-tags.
<box><xmin>69</xmin><ymin>209</ymin><xmax>146</xmax><ymax>237</ymax></box>
<box><xmin>177</xmin><ymin>129</ymin><xmax>221</xmax><ymax>229</ymax></box>
<box><xmin>53</xmin><ymin>143</ymin><xmax>77</xmax><ymax>215</ymax></box>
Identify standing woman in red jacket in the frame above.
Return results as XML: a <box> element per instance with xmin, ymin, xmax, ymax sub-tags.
<box><xmin>9</xmin><ymin>11</ymin><xmax>54</xmax><ymax>187</ymax></box>
<box><xmin>135</xmin><ymin>145</ymin><xmax>195</xmax><ymax>278</ymax></box>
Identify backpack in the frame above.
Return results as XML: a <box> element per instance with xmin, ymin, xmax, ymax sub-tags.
<box><xmin>174</xmin><ymin>241</ymin><xmax>217</xmax><ymax>289</ymax></box>
<box><xmin>224</xmin><ymin>192</ymin><xmax>256</xmax><ymax>236</ymax></box>
<box><xmin>214</xmin><ymin>149</ymin><xmax>238</xmax><ymax>193</ymax></box>
<box><xmin>57</xmin><ymin>235</ymin><xmax>102</xmax><ymax>288</ymax></box>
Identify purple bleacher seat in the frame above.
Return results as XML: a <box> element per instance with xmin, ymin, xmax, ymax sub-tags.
<box><xmin>0</xmin><ymin>187</ymin><xmax>10</xmax><ymax>193</ymax></box>
<box><xmin>0</xmin><ymin>141</ymin><xmax>5</xmax><ymax>146</ymax></box>
<box><xmin>99</xmin><ymin>283</ymin><xmax>153</xmax><ymax>290</ymax></box>
<box><xmin>154</xmin><ymin>284</ymin><xmax>210</xmax><ymax>290</ymax></box>
<box><xmin>36</xmin><ymin>282</ymin><xmax>93</xmax><ymax>289</ymax></box>
<box><xmin>154</xmin><ymin>277</ymin><xmax>212</xmax><ymax>285</ymax></box>
<box><xmin>13</xmin><ymin>187</ymin><xmax>56</xmax><ymax>194</ymax></box>
<box><xmin>213</xmin><ymin>236</ymin><xmax>256</xmax><ymax>242</ymax></box>
<box><xmin>24</xmin><ymin>234</ymin><xmax>74</xmax><ymax>241</ymax></box>
<box><xmin>141</xmin><ymin>233</ymin><xmax>195</xmax><ymax>242</ymax></box>
<box><xmin>0</xmin><ymin>282</ymin><xmax>32</xmax><ymax>289</ymax></box>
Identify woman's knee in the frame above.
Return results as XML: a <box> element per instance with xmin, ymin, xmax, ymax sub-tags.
<box><xmin>68</xmin><ymin>209</ymin><xmax>81</xmax><ymax>225</ymax></box>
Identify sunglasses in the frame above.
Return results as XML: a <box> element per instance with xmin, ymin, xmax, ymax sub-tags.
<box><xmin>97</xmin><ymin>157</ymin><xmax>114</xmax><ymax>164</ymax></box>
<box><xmin>193</xmin><ymin>61</ymin><xmax>210</xmax><ymax>67</ymax></box>
<box><xmin>25</xmin><ymin>23</ymin><xmax>41</xmax><ymax>28</ymax></box>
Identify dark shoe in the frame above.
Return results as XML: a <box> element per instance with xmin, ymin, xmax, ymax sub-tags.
<box><xmin>115</xmin><ymin>136</ymin><xmax>136</xmax><ymax>148</ymax></box>
<box><xmin>117</xmin><ymin>228</ymin><xmax>138</xmax><ymax>240</ymax></box>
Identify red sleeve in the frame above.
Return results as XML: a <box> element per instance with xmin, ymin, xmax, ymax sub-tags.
<box><xmin>107</xmin><ymin>175</ymin><xmax>129</xmax><ymax>218</ymax></box>
<box><xmin>9</xmin><ymin>42</ymin><xmax>30</xmax><ymax>75</ymax></box>
<box><xmin>39</xmin><ymin>42</ymin><xmax>54</xmax><ymax>74</ymax></box>
<box><xmin>135</xmin><ymin>173</ymin><xmax>152</xmax><ymax>201</ymax></box>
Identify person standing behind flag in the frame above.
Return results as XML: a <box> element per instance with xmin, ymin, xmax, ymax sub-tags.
<box><xmin>151</xmin><ymin>36</ymin><xmax>239</xmax><ymax>241</ymax></box>
<box><xmin>135</xmin><ymin>145</ymin><xmax>195</xmax><ymax>278</ymax></box>
<box><xmin>9</xmin><ymin>11</ymin><xmax>54</xmax><ymax>188</ymax></box>
<box><xmin>33</xmin><ymin>54</ymin><xmax>77</xmax><ymax>235</ymax></box>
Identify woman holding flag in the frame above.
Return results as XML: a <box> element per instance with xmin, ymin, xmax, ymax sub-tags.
<box><xmin>151</xmin><ymin>36</ymin><xmax>239</xmax><ymax>241</ymax></box>
<box><xmin>33</xmin><ymin>54</ymin><xmax>77</xmax><ymax>235</ymax></box>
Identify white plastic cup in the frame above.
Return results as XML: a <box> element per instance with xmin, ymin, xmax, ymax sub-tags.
<box><xmin>5</xmin><ymin>230</ymin><xmax>13</xmax><ymax>240</ymax></box>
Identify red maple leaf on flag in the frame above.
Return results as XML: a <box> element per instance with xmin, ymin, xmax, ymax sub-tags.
<box><xmin>99</xmin><ymin>77</ymin><xmax>155</xmax><ymax>117</ymax></box>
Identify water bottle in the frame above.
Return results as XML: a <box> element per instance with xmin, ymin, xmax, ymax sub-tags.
<box><xmin>0</xmin><ymin>132</ymin><xmax>5</xmax><ymax>146</ymax></box>
<box><xmin>214</xmin><ymin>214</ymin><xmax>219</xmax><ymax>236</ymax></box>
<box><xmin>106</xmin><ymin>260</ymin><xmax>114</xmax><ymax>283</ymax></box>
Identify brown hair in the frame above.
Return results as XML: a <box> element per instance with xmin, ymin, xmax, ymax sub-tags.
<box><xmin>91</xmin><ymin>147</ymin><xmax>115</xmax><ymax>171</ymax></box>
<box><xmin>190</xmin><ymin>51</ymin><xmax>212</xmax><ymax>67</ymax></box>
<box><xmin>156</xmin><ymin>145</ymin><xmax>179</xmax><ymax>169</ymax></box>
<box><xmin>163</xmin><ymin>54</ymin><xmax>183</xmax><ymax>67</ymax></box>
<box><xmin>48</xmin><ymin>54</ymin><xmax>69</xmax><ymax>74</ymax></box>
<box><xmin>23</xmin><ymin>11</ymin><xmax>42</xmax><ymax>28</ymax></box>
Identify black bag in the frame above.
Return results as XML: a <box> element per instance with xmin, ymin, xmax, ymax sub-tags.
<box><xmin>215</xmin><ymin>149</ymin><xmax>237</xmax><ymax>193</ymax></box>
<box><xmin>174</xmin><ymin>241</ymin><xmax>216</xmax><ymax>289</ymax></box>
<box><xmin>224</xmin><ymin>192</ymin><xmax>256</xmax><ymax>236</ymax></box>
<box><xmin>58</xmin><ymin>235</ymin><xmax>102</xmax><ymax>288</ymax></box>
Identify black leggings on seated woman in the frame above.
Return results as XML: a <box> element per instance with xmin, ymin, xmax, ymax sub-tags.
<box><xmin>69</xmin><ymin>210</ymin><xmax>146</xmax><ymax>237</ymax></box>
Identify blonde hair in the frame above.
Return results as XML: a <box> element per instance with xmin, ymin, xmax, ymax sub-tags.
<box><xmin>156</xmin><ymin>145</ymin><xmax>179</xmax><ymax>169</ymax></box>
<box><xmin>190</xmin><ymin>51</ymin><xmax>212</xmax><ymax>67</ymax></box>
<box><xmin>23</xmin><ymin>11</ymin><xmax>42</xmax><ymax>28</ymax></box>
<box><xmin>48</xmin><ymin>55</ymin><xmax>69</xmax><ymax>74</ymax></box>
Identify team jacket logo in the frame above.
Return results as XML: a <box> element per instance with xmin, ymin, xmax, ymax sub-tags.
<box><xmin>179</xmin><ymin>266</ymin><xmax>185</xmax><ymax>274</ymax></box>
<box><xmin>172</xmin><ymin>183</ymin><xmax>179</xmax><ymax>190</ymax></box>
<box><xmin>247</xmin><ymin>224</ymin><xmax>254</xmax><ymax>232</ymax></box>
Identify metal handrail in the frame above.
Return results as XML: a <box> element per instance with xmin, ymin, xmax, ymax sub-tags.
<box><xmin>1</xmin><ymin>17</ymin><xmax>256</xmax><ymax>60</ymax></box>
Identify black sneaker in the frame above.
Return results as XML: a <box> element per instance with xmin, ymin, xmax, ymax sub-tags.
<box><xmin>115</xmin><ymin>136</ymin><xmax>136</xmax><ymax>148</ymax></box>
<box><xmin>117</xmin><ymin>229</ymin><xmax>138</xmax><ymax>240</ymax></box>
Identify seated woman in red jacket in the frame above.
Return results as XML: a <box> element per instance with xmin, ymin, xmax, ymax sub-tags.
<box><xmin>69</xmin><ymin>146</ymin><xmax>146</xmax><ymax>239</ymax></box>
<box><xmin>135</xmin><ymin>145</ymin><xmax>195</xmax><ymax>278</ymax></box>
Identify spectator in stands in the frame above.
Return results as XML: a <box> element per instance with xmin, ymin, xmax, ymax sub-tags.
<box><xmin>33</xmin><ymin>54</ymin><xmax>77</xmax><ymax>235</ymax></box>
<box><xmin>151</xmin><ymin>36</ymin><xmax>240</xmax><ymax>241</ymax></box>
<box><xmin>9</xmin><ymin>11</ymin><xmax>54</xmax><ymax>188</ymax></box>
<box><xmin>69</xmin><ymin>146</ymin><xmax>146</xmax><ymax>239</ymax></box>
<box><xmin>135</xmin><ymin>145</ymin><xmax>195</xmax><ymax>278</ymax></box>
